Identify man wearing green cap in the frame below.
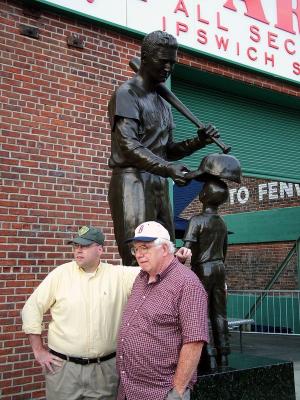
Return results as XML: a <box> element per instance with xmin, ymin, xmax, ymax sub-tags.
<box><xmin>21</xmin><ymin>226</ymin><xmax>140</xmax><ymax>400</ymax></box>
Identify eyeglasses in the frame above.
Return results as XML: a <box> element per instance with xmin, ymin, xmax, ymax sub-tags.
<box><xmin>130</xmin><ymin>244</ymin><xmax>158</xmax><ymax>256</ymax></box>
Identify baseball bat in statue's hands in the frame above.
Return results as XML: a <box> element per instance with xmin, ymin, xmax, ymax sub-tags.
<box><xmin>129</xmin><ymin>56</ymin><xmax>231</xmax><ymax>154</ymax></box>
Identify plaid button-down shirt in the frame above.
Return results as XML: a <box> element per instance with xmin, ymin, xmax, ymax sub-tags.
<box><xmin>116</xmin><ymin>257</ymin><xmax>208</xmax><ymax>400</ymax></box>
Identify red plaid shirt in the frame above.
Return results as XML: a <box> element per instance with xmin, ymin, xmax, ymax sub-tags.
<box><xmin>116</xmin><ymin>257</ymin><xmax>208</xmax><ymax>400</ymax></box>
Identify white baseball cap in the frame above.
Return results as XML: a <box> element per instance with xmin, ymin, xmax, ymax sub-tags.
<box><xmin>125</xmin><ymin>221</ymin><xmax>170</xmax><ymax>243</ymax></box>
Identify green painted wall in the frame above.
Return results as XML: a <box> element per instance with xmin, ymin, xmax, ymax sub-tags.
<box><xmin>224</xmin><ymin>206</ymin><xmax>300</xmax><ymax>244</ymax></box>
<box><xmin>171</xmin><ymin>66</ymin><xmax>300</xmax><ymax>183</ymax></box>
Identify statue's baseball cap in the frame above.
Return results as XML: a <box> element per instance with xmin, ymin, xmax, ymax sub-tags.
<box><xmin>68</xmin><ymin>226</ymin><xmax>105</xmax><ymax>246</ymax></box>
<box><xmin>125</xmin><ymin>221</ymin><xmax>170</xmax><ymax>243</ymax></box>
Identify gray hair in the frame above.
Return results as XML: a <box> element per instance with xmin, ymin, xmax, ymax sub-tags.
<box><xmin>153</xmin><ymin>238</ymin><xmax>175</xmax><ymax>254</ymax></box>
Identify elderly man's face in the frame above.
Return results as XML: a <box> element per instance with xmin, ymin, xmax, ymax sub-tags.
<box><xmin>144</xmin><ymin>46</ymin><xmax>177</xmax><ymax>84</ymax></box>
<box><xmin>132</xmin><ymin>241</ymin><xmax>167</xmax><ymax>278</ymax></box>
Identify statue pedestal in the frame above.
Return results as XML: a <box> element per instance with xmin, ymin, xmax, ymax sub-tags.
<box><xmin>192</xmin><ymin>352</ymin><xmax>296</xmax><ymax>400</ymax></box>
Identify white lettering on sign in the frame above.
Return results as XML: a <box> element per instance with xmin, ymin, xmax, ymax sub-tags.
<box><xmin>236</xmin><ymin>187</ymin><xmax>250</xmax><ymax>204</ymax></box>
<box><xmin>229</xmin><ymin>188</ymin><xmax>237</xmax><ymax>204</ymax></box>
<box><xmin>258</xmin><ymin>183</ymin><xmax>268</xmax><ymax>201</ymax></box>
<box><xmin>34</xmin><ymin>0</ymin><xmax>300</xmax><ymax>85</ymax></box>
<box><xmin>259</xmin><ymin>181</ymin><xmax>300</xmax><ymax>202</ymax></box>
<box><xmin>229</xmin><ymin>181</ymin><xmax>300</xmax><ymax>205</ymax></box>
<box><xmin>268</xmin><ymin>182</ymin><xmax>279</xmax><ymax>200</ymax></box>
<box><xmin>229</xmin><ymin>187</ymin><xmax>250</xmax><ymax>204</ymax></box>
<box><xmin>279</xmin><ymin>182</ymin><xmax>294</xmax><ymax>198</ymax></box>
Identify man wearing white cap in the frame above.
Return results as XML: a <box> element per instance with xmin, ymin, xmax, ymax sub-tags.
<box><xmin>117</xmin><ymin>221</ymin><xmax>209</xmax><ymax>400</ymax></box>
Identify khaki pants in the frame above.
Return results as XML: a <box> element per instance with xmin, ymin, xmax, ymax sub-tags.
<box><xmin>166</xmin><ymin>388</ymin><xmax>190</xmax><ymax>400</ymax></box>
<box><xmin>45</xmin><ymin>357</ymin><xmax>118</xmax><ymax>400</ymax></box>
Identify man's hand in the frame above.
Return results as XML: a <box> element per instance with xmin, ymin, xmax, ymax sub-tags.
<box><xmin>167</xmin><ymin>163</ymin><xmax>190</xmax><ymax>186</ymax></box>
<box><xmin>175</xmin><ymin>247</ymin><xmax>191</xmax><ymax>264</ymax></box>
<box><xmin>34</xmin><ymin>347</ymin><xmax>63</xmax><ymax>373</ymax></box>
<box><xmin>173</xmin><ymin>341</ymin><xmax>204</xmax><ymax>397</ymax></box>
<box><xmin>29</xmin><ymin>334</ymin><xmax>63</xmax><ymax>374</ymax></box>
<box><xmin>197</xmin><ymin>123</ymin><xmax>219</xmax><ymax>146</ymax></box>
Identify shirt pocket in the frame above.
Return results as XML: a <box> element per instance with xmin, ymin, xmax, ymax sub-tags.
<box><xmin>139</xmin><ymin>292</ymin><xmax>179</xmax><ymax>332</ymax></box>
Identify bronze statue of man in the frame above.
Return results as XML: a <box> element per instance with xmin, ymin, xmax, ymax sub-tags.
<box><xmin>108</xmin><ymin>30</ymin><xmax>219</xmax><ymax>265</ymax></box>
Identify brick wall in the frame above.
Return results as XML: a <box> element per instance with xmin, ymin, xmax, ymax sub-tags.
<box><xmin>0</xmin><ymin>1</ymin><xmax>299</xmax><ymax>398</ymax></box>
<box><xmin>226</xmin><ymin>242</ymin><xmax>297</xmax><ymax>290</ymax></box>
<box><xmin>1</xmin><ymin>1</ymin><xmax>141</xmax><ymax>398</ymax></box>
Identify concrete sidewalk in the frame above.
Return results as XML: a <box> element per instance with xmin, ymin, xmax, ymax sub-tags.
<box><xmin>230</xmin><ymin>332</ymin><xmax>300</xmax><ymax>399</ymax></box>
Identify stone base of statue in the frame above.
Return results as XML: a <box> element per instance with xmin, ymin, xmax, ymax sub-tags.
<box><xmin>191</xmin><ymin>352</ymin><xmax>296</xmax><ymax>400</ymax></box>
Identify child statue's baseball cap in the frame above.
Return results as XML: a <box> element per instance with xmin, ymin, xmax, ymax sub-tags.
<box><xmin>125</xmin><ymin>221</ymin><xmax>170</xmax><ymax>243</ymax></box>
<box><xmin>68</xmin><ymin>226</ymin><xmax>105</xmax><ymax>245</ymax></box>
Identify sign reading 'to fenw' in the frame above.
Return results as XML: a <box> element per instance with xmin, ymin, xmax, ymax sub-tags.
<box><xmin>35</xmin><ymin>0</ymin><xmax>300</xmax><ymax>85</ymax></box>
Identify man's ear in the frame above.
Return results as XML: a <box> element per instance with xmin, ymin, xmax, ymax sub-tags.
<box><xmin>161</xmin><ymin>243</ymin><xmax>170</xmax><ymax>256</ymax></box>
<box><xmin>98</xmin><ymin>245</ymin><xmax>104</xmax><ymax>256</ymax></box>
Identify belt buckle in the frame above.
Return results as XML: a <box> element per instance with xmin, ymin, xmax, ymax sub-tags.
<box><xmin>81</xmin><ymin>357</ymin><xmax>90</xmax><ymax>365</ymax></box>
<box><xmin>97</xmin><ymin>357</ymin><xmax>101</xmax><ymax>364</ymax></box>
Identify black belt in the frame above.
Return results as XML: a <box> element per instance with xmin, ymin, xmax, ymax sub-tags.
<box><xmin>49</xmin><ymin>349</ymin><xmax>116</xmax><ymax>365</ymax></box>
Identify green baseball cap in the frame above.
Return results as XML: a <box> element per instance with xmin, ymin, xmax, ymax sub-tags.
<box><xmin>68</xmin><ymin>226</ymin><xmax>105</xmax><ymax>246</ymax></box>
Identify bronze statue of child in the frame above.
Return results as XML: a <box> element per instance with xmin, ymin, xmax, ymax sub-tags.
<box><xmin>183</xmin><ymin>176</ymin><xmax>230</xmax><ymax>372</ymax></box>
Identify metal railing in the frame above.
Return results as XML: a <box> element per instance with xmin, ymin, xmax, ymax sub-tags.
<box><xmin>227</xmin><ymin>290</ymin><xmax>300</xmax><ymax>335</ymax></box>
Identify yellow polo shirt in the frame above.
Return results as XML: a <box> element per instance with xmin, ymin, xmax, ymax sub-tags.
<box><xmin>22</xmin><ymin>261</ymin><xmax>139</xmax><ymax>358</ymax></box>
